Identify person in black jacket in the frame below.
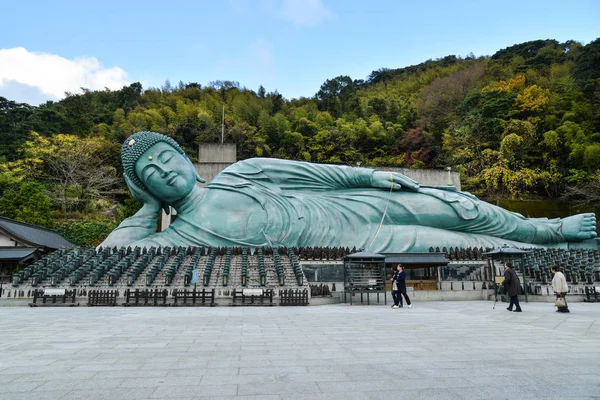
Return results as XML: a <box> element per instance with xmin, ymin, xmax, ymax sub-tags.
<box><xmin>503</xmin><ymin>261</ymin><xmax>522</xmax><ymax>312</ymax></box>
<box><xmin>392</xmin><ymin>264</ymin><xmax>412</xmax><ymax>309</ymax></box>
<box><xmin>391</xmin><ymin>266</ymin><xmax>400</xmax><ymax>309</ymax></box>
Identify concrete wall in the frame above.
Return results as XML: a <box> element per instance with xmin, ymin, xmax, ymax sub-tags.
<box><xmin>375</xmin><ymin>167</ymin><xmax>461</xmax><ymax>190</ymax></box>
<box><xmin>198</xmin><ymin>143</ymin><xmax>236</xmax><ymax>164</ymax></box>
<box><xmin>195</xmin><ymin>142</ymin><xmax>461</xmax><ymax>189</ymax></box>
<box><xmin>195</xmin><ymin>143</ymin><xmax>237</xmax><ymax>188</ymax></box>
<box><xmin>195</xmin><ymin>160</ymin><xmax>461</xmax><ymax>189</ymax></box>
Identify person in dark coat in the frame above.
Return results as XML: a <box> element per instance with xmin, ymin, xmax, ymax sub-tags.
<box><xmin>503</xmin><ymin>261</ymin><xmax>522</xmax><ymax>312</ymax></box>
<box><xmin>392</xmin><ymin>264</ymin><xmax>412</xmax><ymax>308</ymax></box>
<box><xmin>391</xmin><ymin>265</ymin><xmax>400</xmax><ymax>309</ymax></box>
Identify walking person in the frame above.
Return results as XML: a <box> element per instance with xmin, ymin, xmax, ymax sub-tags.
<box><xmin>551</xmin><ymin>266</ymin><xmax>570</xmax><ymax>313</ymax></box>
<box><xmin>503</xmin><ymin>261</ymin><xmax>522</xmax><ymax>312</ymax></box>
<box><xmin>391</xmin><ymin>266</ymin><xmax>400</xmax><ymax>309</ymax></box>
<box><xmin>395</xmin><ymin>264</ymin><xmax>412</xmax><ymax>308</ymax></box>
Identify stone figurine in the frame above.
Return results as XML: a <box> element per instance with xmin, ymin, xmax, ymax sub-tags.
<box><xmin>100</xmin><ymin>131</ymin><xmax>597</xmax><ymax>252</ymax></box>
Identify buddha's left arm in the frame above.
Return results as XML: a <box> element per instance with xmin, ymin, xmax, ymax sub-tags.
<box><xmin>214</xmin><ymin>158</ymin><xmax>418</xmax><ymax>191</ymax></box>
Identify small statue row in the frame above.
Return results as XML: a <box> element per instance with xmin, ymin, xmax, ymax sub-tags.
<box><xmin>429</xmin><ymin>246</ymin><xmax>492</xmax><ymax>261</ymax></box>
<box><xmin>310</xmin><ymin>283</ymin><xmax>333</xmax><ymax>297</ymax></box>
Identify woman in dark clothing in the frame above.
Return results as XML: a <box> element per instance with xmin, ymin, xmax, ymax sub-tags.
<box><xmin>391</xmin><ymin>266</ymin><xmax>401</xmax><ymax>309</ymax></box>
<box><xmin>503</xmin><ymin>261</ymin><xmax>522</xmax><ymax>312</ymax></box>
<box><xmin>392</xmin><ymin>264</ymin><xmax>412</xmax><ymax>308</ymax></box>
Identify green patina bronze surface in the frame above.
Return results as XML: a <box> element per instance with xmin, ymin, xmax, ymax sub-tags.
<box><xmin>101</xmin><ymin>131</ymin><xmax>598</xmax><ymax>252</ymax></box>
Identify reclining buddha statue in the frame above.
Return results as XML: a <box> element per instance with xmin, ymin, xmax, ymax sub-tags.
<box><xmin>100</xmin><ymin>131</ymin><xmax>597</xmax><ymax>252</ymax></box>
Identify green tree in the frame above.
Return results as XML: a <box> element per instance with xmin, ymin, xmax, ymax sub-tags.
<box><xmin>316</xmin><ymin>76</ymin><xmax>357</xmax><ymax>118</ymax></box>
<box><xmin>0</xmin><ymin>181</ymin><xmax>53</xmax><ymax>227</ymax></box>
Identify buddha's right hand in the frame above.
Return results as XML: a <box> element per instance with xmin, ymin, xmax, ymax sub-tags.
<box><xmin>124</xmin><ymin>174</ymin><xmax>168</xmax><ymax>214</ymax></box>
<box><xmin>371</xmin><ymin>171</ymin><xmax>419</xmax><ymax>191</ymax></box>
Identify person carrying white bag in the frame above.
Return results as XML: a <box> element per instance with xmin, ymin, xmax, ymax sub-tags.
<box><xmin>551</xmin><ymin>266</ymin><xmax>570</xmax><ymax>313</ymax></box>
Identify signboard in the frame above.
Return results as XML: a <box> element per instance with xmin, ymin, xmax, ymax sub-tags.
<box><xmin>191</xmin><ymin>269</ymin><xmax>199</xmax><ymax>284</ymax></box>
<box><xmin>243</xmin><ymin>289</ymin><xmax>264</xmax><ymax>296</ymax></box>
<box><xmin>44</xmin><ymin>288</ymin><xmax>65</xmax><ymax>296</ymax></box>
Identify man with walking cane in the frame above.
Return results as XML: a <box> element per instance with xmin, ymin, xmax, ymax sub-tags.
<box><xmin>503</xmin><ymin>261</ymin><xmax>523</xmax><ymax>312</ymax></box>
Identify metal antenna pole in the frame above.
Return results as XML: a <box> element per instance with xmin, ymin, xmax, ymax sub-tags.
<box><xmin>221</xmin><ymin>104</ymin><xmax>225</xmax><ymax>144</ymax></box>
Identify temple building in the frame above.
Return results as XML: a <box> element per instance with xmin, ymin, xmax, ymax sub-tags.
<box><xmin>0</xmin><ymin>216</ymin><xmax>74</xmax><ymax>283</ymax></box>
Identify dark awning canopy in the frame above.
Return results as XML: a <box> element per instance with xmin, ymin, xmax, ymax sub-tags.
<box><xmin>384</xmin><ymin>252</ymin><xmax>449</xmax><ymax>266</ymax></box>
<box><xmin>0</xmin><ymin>248</ymin><xmax>37</xmax><ymax>260</ymax></box>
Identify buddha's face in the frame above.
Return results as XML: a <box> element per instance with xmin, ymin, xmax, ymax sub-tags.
<box><xmin>135</xmin><ymin>142</ymin><xmax>197</xmax><ymax>203</ymax></box>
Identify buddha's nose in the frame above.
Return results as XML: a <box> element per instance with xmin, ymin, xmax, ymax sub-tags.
<box><xmin>161</xmin><ymin>168</ymin><xmax>172</xmax><ymax>178</ymax></box>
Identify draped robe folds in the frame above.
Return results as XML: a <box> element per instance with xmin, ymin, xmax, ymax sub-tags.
<box><xmin>106</xmin><ymin>158</ymin><xmax>567</xmax><ymax>252</ymax></box>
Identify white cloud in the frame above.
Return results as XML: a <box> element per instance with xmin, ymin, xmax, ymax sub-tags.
<box><xmin>0</xmin><ymin>47</ymin><xmax>129</xmax><ymax>105</ymax></box>
<box><xmin>279</xmin><ymin>0</ymin><xmax>333</xmax><ymax>26</ymax></box>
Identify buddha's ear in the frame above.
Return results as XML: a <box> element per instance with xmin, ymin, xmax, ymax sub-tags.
<box><xmin>183</xmin><ymin>154</ymin><xmax>206</xmax><ymax>183</ymax></box>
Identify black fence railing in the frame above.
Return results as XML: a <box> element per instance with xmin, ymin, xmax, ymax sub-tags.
<box><xmin>88</xmin><ymin>289</ymin><xmax>118</xmax><ymax>306</ymax></box>
<box><xmin>29</xmin><ymin>289</ymin><xmax>78</xmax><ymax>307</ymax></box>
<box><xmin>584</xmin><ymin>286</ymin><xmax>600</xmax><ymax>303</ymax></box>
<box><xmin>231</xmin><ymin>289</ymin><xmax>274</xmax><ymax>306</ymax></box>
<box><xmin>172</xmin><ymin>288</ymin><xmax>216</xmax><ymax>306</ymax></box>
<box><xmin>123</xmin><ymin>288</ymin><xmax>168</xmax><ymax>306</ymax></box>
<box><xmin>279</xmin><ymin>289</ymin><xmax>309</xmax><ymax>306</ymax></box>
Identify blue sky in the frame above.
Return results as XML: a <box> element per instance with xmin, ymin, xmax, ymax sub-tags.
<box><xmin>0</xmin><ymin>0</ymin><xmax>599</xmax><ymax>105</ymax></box>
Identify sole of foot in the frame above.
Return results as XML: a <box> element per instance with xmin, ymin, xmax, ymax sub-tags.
<box><xmin>561</xmin><ymin>213</ymin><xmax>597</xmax><ymax>241</ymax></box>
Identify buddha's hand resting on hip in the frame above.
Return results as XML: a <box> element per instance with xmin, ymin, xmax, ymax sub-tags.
<box><xmin>371</xmin><ymin>171</ymin><xmax>419</xmax><ymax>192</ymax></box>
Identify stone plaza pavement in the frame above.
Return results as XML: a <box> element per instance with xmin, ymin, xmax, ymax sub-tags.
<box><xmin>0</xmin><ymin>301</ymin><xmax>599</xmax><ymax>400</ymax></box>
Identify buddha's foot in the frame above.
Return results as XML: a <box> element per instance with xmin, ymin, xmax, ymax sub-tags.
<box><xmin>561</xmin><ymin>213</ymin><xmax>597</xmax><ymax>241</ymax></box>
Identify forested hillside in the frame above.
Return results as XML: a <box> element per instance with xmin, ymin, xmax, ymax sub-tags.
<box><xmin>1</xmin><ymin>38</ymin><xmax>599</xmax><ymax>246</ymax></box>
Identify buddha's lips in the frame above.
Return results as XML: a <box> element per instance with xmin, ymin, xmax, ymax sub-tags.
<box><xmin>166</xmin><ymin>174</ymin><xmax>178</xmax><ymax>185</ymax></box>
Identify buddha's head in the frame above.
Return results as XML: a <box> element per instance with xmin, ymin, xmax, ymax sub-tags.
<box><xmin>122</xmin><ymin>131</ymin><xmax>204</xmax><ymax>204</ymax></box>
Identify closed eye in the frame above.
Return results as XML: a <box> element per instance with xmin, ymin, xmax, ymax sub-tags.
<box><xmin>159</xmin><ymin>150</ymin><xmax>174</xmax><ymax>163</ymax></box>
<box><xmin>143</xmin><ymin>167</ymin><xmax>157</xmax><ymax>182</ymax></box>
